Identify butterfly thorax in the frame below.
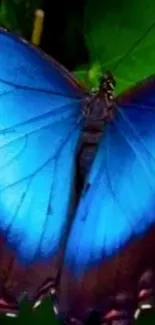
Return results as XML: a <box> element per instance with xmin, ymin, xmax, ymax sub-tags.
<box><xmin>77</xmin><ymin>72</ymin><xmax>116</xmax><ymax>188</ymax></box>
<box><xmin>83</xmin><ymin>71</ymin><xmax>116</xmax><ymax>119</ymax></box>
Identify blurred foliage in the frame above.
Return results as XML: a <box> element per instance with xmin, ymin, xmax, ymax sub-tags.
<box><xmin>0</xmin><ymin>0</ymin><xmax>41</xmax><ymax>38</ymax></box>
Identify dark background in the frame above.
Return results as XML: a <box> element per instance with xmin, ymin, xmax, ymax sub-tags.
<box><xmin>41</xmin><ymin>0</ymin><xmax>89</xmax><ymax>70</ymax></box>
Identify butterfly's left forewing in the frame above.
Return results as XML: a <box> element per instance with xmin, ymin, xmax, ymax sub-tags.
<box><xmin>58</xmin><ymin>77</ymin><xmax>155</xmax><ymax>322</ymax></box>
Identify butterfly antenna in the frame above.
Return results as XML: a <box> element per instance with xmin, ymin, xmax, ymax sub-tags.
<box><xmin>112</xmin><ymin>20</ymin><xmax>155</xmax><ymax>72</ymax></box>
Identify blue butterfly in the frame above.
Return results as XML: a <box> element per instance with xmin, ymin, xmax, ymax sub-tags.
<box><xmin>0</xmin><ymin>26</ymin><xmax>155</xmax><ymax>324</ymax></box>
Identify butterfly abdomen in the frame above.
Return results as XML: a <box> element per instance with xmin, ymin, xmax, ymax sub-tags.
<box><xmin>77</xmin><ymin>93</ymin><xmax>109</xmax><ymax>187</ymax></box>
<box><xmin>77</xmin><ymin>119</ymin><xmax>104</xmax><ymax>188</ymax></box>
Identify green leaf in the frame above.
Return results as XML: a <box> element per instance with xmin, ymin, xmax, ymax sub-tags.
<box><xmin>84</xmin><ymin>0</ymin><xmax>155</xmax><ymax>93</ymax></box>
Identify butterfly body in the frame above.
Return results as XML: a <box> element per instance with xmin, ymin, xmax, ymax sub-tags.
<box><xmin>77</xmin><ymin>72</ymin><xmax>116</xmax><ymax>184</ymax></box>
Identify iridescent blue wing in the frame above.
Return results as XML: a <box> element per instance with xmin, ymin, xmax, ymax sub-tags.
<box><xmin>58</xmin><ymin>77</ymin><xmax>155</xmax><ymax>321</ymax></box>
<box><xmin>0</xmin><ymin>26</ymin><xmax>86</xmax><ymax>305</ymax></box>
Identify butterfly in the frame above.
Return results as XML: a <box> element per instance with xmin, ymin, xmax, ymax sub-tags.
<box><xmin>0</xmin><ymin>24</ymin><xmax>155</xmax><ymax>325</ymax></box>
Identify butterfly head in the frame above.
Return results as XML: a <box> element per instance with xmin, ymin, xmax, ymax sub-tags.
<box><xmin>99</xmin><ymin>71</ymin><xmax>116</xmax><ymax>98</ymax></box>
